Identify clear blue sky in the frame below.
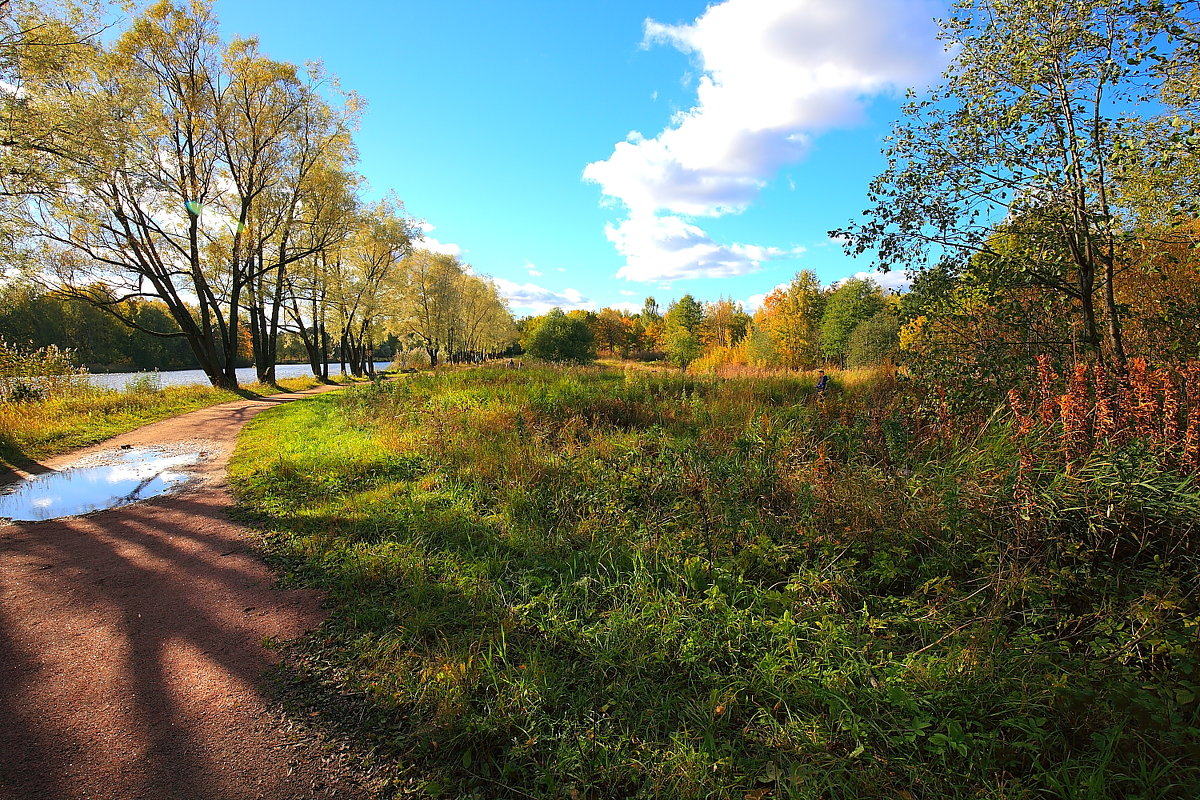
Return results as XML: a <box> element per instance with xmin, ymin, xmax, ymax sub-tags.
<box><xmin>210</xmin><ymin>0</ymin><xmax>949</xmax><ymax>316</ymax></box>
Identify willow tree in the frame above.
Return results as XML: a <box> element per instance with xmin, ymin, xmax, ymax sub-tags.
<box><xmin>392</xmin><ymin>249</ymin><xmax>461</xmax><ymax>367</ymax></box>
<box><xmin>329</xmin><ymin>200</ymin><xmax>413</xmax><ymax>377</ymax></box>
<box><xmin>834</xmin><ymin>0</ymin><xmax>1199</xmax><ymax>371</ymax></box>
<box><xmin>279</xmin><ymin>164</ymin><xmax>359</xmax><ymax>381</ymax></box>
<box><xmin>0</xmin><ymin>1</ymin><xmax>101</xmax><ymax>205</ymax></box>
<box><xmin>388</xmin><ymin>249</ymin><xmax>515</xmax><ymax>366</ymax></box>
<box><xmin>216</xmin><ymin>48</ymin><xmax>361</xmax><ymax>383</ymax></box>
<box><xmin>15</xmin><ymin>1</ymin><xmax>242</xmax><ymax>384</ymax></box>
<box><xmin>5</xmin><ymin>0</ymin><xmax>374</xmax><ymax>388</ymax></box>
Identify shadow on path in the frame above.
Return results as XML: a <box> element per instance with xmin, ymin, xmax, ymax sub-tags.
<box><xmin>0</xmin><ymin>382</ymin><xmax>371</xmax><ymax>800</ymax></box>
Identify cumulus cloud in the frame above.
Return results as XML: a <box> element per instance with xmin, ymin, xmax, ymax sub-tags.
<box><xmin>608</xmin><ymin>212</ymin><xmax>805</xmax><ymax>282</ymax></box>
<box><xmin>492</xmin><ymin>278</ymin><xmax>595</xmax><ymax>315</ymax></box>
<box><xmin>847</xmin><ymin>269</ymin><xmax>911</xmax><ymax>292</ymax></box>
<box><xmin>744</xmin><ymin>281</ymin><xmax>790</xmax><ymax>312</ymax></box>
<box><xmin>583</xmin><ymin>0</ymin><xmax>944</xmax><ymax>283</ymax></box>
<box><xmin>414</xmin><ymin>221</ymin><xmax>462</xmax><ymax>257</ymax></box>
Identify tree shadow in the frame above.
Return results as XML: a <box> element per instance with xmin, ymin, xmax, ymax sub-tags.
<box><xmin>0</xmin><ymin>448</ymin><xmax>50</xmax><ymax>484</ymax></box>
<box><xmin>0</xmin><ymin>490</ymin><xmax>334</xmax><ymax>799</ymax></box>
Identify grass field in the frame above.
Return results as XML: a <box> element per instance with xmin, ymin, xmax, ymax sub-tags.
<box><xmin>230</xmin><ymin>365</ymin><xmax>1200</xmax><ymax>799</ymax></box>
<box><xmin>0</xmin><ymin>375</ymin><xmax>324</xmax><ymax>471</ymax></box>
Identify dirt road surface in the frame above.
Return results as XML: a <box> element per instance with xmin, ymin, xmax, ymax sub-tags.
<box><xmin>1</xmin><ymin>385</ymin><xmax>376</xmax><ymax>800</ymax></box>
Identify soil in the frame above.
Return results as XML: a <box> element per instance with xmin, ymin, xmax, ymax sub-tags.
<box><xmin>0</xmin><ymin>384</ymin><xmax>380</xmax><ymax>800</ymax></box>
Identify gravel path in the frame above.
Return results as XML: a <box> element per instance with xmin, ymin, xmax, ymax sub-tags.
<box><xmin>0</xmin><ymin>384</ymin><xmax>377</xmax><ymax>800</ymax></box>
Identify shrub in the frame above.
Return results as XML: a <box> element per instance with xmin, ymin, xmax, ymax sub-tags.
<box><xmin>525</xmin><ymin>309</ymin><xmax>596</xmax><ymax>363</ymax></box>
<box><xmin>123</xmin><ymin>370</ymin><xmax>163</xmax><ymax>394</ymax></box>
<box><xmin>0</xmin><ymin>339</ymin><xmax>88</xmax><ymax>402</ymax></box>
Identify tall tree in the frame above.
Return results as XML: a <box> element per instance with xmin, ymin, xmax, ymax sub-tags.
<box><xmin>820</xmin><ymin>278</ymin><xmax>884</xmax><ymax>365</ymax></box>
<box><xmin>392</xmin><ymin>249</ymin><xmax>463</xmax><ymax>367</ymax></box>
<box><xmin>23</xmin><ymin>0</ymin><xmax>242</xmax><ymax>384</ymax></box>
<box><xmin>332</xmin><ymin>200</ymin><xmax>413</xmax><ymax>377</ymax></box>
<box><xmin>755</xmin><ymin>270</ymin><xmax>824</xmax><ymax>369</ymax></box>
<box><xmin>834</xmin><ymin>0</ymin><xmax>1199</xmax><ymax>371</ymax></box>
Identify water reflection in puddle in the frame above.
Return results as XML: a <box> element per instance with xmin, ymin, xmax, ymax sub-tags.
<box><xmin>0</xmin><ymin>448</ymin><xmax>204</xmax><ymax>522</ymax></box>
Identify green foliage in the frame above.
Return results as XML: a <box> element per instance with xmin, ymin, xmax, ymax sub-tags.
<box><xmin>819</xmin><ymin>278</ymin><xmax>884</xmax><ymax>363</ymax></box>
<box><xmin>122</xmin><ymin>371</ymin><xmax>163</xmax><ymax>394</ymax></box>
<box><xmin>524</xmin><ymin>308</ymin><xmax>596</xmax><ymax>363</ymax></box>
<box><xmin>231</xmin><ymin>366</ymin><xmax>1200</xmax><ymax>799</ymax></box>
<box><xmin>0</xmin><ymin>281</ymin><xmax>198</xmax><ymax>371</ymax></box>
<box><xmin>845</xmin><ymin>309</ymin><xmax>900</xmax><ymax>368</ymax></box>
<box><xmin>834</xmin><ymin>0</ymin><xmax>1200</xmax><ymax>364</ymax></box>
<box><xmin>639</xmin><ymin>296</ymin><xmax>662</xmax><ymax>323</ymax></box>
<box><xmin>662</xmin><ymin>320</ymin><xmax>703</xmax><ymax>370</ymax></box>
<box><xmin>664</xmin><ymin>293</ymin><xmax>703</xmax><ymax>333</ymax></box>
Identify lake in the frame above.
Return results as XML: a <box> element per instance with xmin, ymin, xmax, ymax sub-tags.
<box><xmin>86</xmin><ymin>362</ymin><xmax>393</xmax><ymax>390</ymax></box>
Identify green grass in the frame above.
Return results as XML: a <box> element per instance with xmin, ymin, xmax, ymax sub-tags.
<box><xmin>0</xmin><ymin>375</ymin><xmax>324</xmax><ymax>472</ymax></box>
<box><xmin>230</xmin><ymin>366</ymin><xmax>1200</xmax><ymax>799</ymax></box>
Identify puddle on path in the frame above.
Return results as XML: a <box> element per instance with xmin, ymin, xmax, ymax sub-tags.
<box><xmin>0</xmin><ymin>447</ymin><xmax>205</xmax><ymax>522</ymax></box>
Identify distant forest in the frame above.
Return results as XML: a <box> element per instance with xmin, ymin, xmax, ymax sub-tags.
<box><xmin>0</xmin><ymin>282</ymin><xmax>400</xmax><ymax>372</ymax></box>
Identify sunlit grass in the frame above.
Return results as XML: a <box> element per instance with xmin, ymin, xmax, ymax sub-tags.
<box><xmin>231</xmin><ymin>365</ymin><xmax>1200</xmax><ymax>799</ymax></box>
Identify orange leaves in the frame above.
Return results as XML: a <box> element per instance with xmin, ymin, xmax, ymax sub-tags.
<box><xmin>1012</xmin><ymin>355</ymin><xmax>1200</xmax><ymax>474</ymax></box>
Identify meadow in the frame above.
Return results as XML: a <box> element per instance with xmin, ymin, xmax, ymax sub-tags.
<box><xmin>230</xmin><ymin>364</ymin><xmax>1200</xmax><ymax>799</ymax></box>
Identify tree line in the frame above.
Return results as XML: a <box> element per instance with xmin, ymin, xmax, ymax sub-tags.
<box><xmin>521</xmin><ymin>274</ymin><xmax>898</xmax><ymax>373</ymax></box>
<box><xmin>0</xmin><ymin>0</ymin><xmax>514</xmax><ymax>386</ymax></box>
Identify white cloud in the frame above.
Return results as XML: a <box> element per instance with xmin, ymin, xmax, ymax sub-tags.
<box><xmin>847</xmin><ymin>269</ymin><xmax>911</xmax><ymax>292</ymax></box>
<box><xmin>583</xmin><ymin>0</ymin><xmax>945</xmax><ymax>283</ymax></box>
<box><xmin>606</xmin><ymin>301</ymin><xmax>644</xmax><ymax>314</ymax></box>
<box><xmin>492</xmin><ymin>278</ymin><xmax>595</xmax><ymax>315</ymax></box>
<box><xmin>415</xmin><ymin>221</ymin><xmax>462</xmax><ymax>257</ymax></box>
<box><xmin>608</xmin><ymin>212</ymin><xmax>805</xmax><ymax>282</ymax></box>
<box><xmin>619</xmin><ymin>290</ymin><xmax>637</xmax><ymax>296</ymax></box>
<box><xmin>744</xmin><ymin>281</ymin><xmax>790</xmax><ymax>312</ymax></box>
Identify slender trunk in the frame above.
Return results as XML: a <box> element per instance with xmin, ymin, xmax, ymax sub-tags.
<box><xmin>262</xmin><ymin>261</ymin><xmax>286</xmax><ymax>384</ymax></box>
<box><xmin>1100</xmin><ymin>252</ymin><xmax>1127</xmax><ymax>373</ymax></box>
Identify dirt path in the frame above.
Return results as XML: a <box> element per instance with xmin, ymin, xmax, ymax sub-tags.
<box><xmin>0</xmin><ymin>384</ymin><xmax>377</xmax><ymax>800</ymax></box>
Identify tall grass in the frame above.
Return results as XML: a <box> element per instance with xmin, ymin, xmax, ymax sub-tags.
<box><xmin>232</xmin><ymin>365</ymin><xmax>1200</xmax><ymax>799</ymax></box>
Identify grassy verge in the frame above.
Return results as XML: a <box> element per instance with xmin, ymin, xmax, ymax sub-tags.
<box><xmin>0</xmin><ymin>375</ymin><xmax>323</xmax><ymax>471</ymax></box>
<box><xmin>231</xmin><ymin>365</ymin><xmax>1200</xmax><ymax>799</ymax></box>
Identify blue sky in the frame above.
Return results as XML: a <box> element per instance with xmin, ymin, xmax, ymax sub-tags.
<box><xmin>210</xmin><ymin>0</ymin><xmax>949</xmax><ymax>316</ymax></box>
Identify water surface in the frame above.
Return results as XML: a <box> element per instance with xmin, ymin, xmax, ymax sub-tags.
<box><xmin>87</xmin><ymin>362</ymin><xmax>392</xmax><ymax>390</ymax></box>
<box><xmin>0</xmin><ymin>448</ymin><xmax>203</xmax><ymax>522</ymax></box>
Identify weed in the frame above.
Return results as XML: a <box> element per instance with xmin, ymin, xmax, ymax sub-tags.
<box><xmin>232</xmin><ymin>365</ymin><xmax>1200</xmax><ymax>799</ymax></box>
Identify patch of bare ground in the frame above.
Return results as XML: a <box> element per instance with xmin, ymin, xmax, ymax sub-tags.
<box><xmin>0</xmin><ymin>385</ymin><xmax>394</xmax><ymax>800</ymax></box>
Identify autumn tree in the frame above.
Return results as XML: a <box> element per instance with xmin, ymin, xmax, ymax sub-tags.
<box><xmin>834</xmin><ymin>0</ymin><xmax>1200</xmax><ymax>371</ymax></box>
<box><xmin>3</xmin><ymin>0</ymin><xmax>386</xmax><ymax>387</ymax></box>
<box><xmin>591</xmin><ymin>308</ymin><xmax>631</xmax><ymax>355</ymax></box>
<box><xmin>331</xmin><ymin>201</ymin><xmax>413</xmax><ymax>376</ymax></box>
<box><xmin>754</xmin><ymin>271</ymin><xmax>824</xmax><ymax>369</ymax></box>
<box><xmin>699</xmin><ymin>297</ymin><xmax>751</xmax><ymax>350</ymax></box>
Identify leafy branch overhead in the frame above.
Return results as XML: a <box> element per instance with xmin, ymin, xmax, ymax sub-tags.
<box><xmin>834</xmin><ymin>0</ymin><xmax>1200</xmax><ymax>369</ymax></box>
